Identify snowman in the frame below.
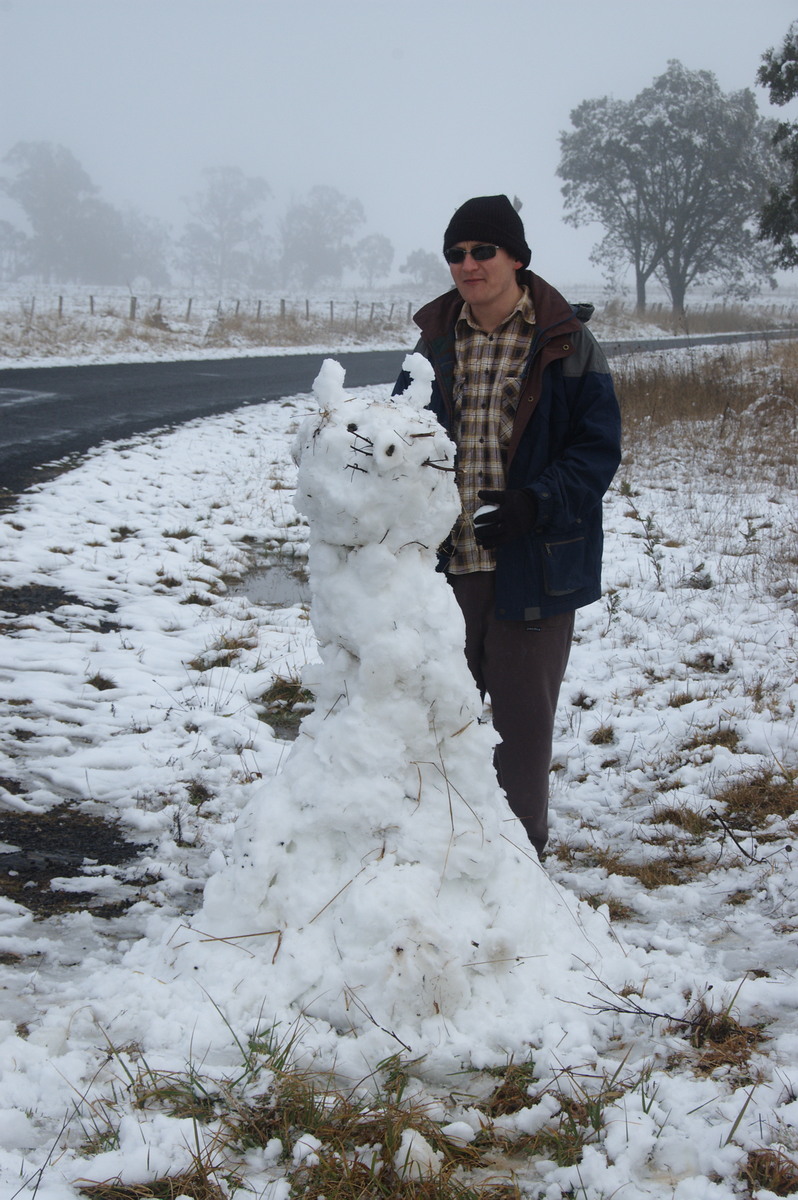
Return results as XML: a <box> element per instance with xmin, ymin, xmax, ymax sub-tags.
<box><xmin>192</xmin><ymin>356</ymin><xmax>619</xmax><ymax>1068</ymax></box>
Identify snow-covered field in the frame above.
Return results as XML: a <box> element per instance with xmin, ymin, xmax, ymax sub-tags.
<box><xmin>0</xmin><ymin>282</ymin><xmax>687</xmax><ymax>369</ymax></box>
<box><xmin>0</xmin><ymin>286</ymin><xmax>422</xmax><ymax>368</ymax></box>
<box><xmin>0</xmin><ymin>332</ymin><xmax>797</xmax><ymax>1199</ymax></box>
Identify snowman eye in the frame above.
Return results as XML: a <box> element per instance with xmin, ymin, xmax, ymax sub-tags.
<box><xmin>347</xmin><ymin>423</ymin><xmax>358</xmax><ymax>432</ymax></box>
<box><xmin>385</xmin><ymin>445</ymin><xmax>395</xmax><ymax>457</ymax></box>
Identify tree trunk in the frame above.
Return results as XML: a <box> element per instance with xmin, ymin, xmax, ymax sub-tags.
<box><xmin>661</xmin><ymin>265</ymin><xmax>687</xmax><ymax>319</ymax></box>
<box><xmin>635</xmin><ymin>270</ymin><xmax>647</xmax><ymax>315</ymax></box>
<box><xmin>669</xmin><ymin>281</ymin><xmax>687</xmax><ymax>319</ymax></box>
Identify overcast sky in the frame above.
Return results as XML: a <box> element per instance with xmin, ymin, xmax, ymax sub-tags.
<box><xmin>1</xmin><ymin>0</ymin><xmax>796</xmax><ymax>290</ymax></box>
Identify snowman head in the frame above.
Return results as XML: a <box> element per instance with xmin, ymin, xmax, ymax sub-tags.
<box><xmin>294</xmin><ymin>357</ymin><xmax>459</xmax><ymax>552</ymax></box>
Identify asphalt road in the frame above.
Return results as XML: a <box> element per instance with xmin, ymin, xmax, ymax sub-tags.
<box><xmin>0</xmin><ymin>350</ymin><xmax>402</xmax><ymax>495</ymax></box>
<box><xmin>1</xmin><ymin>329</ymin><xmax>795</xmax><ymax>497</ymax></box>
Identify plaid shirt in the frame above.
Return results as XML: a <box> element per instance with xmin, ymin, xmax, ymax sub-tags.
<box><xmin>447</xmin><ymin>287</ymin><xmax>537</xmax><ymax>574</ymax></box>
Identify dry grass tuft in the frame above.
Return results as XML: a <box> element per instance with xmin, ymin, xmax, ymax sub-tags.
<box><xmin>185</xmin><ymin>779</ymin><xmax>213</xmax><ymax>807</ymax></box>
<box><xmin>224</xmin><ymin>1066</ymin><xmax>505</xmax><ymax>1199</ymax></box>
<box><xmin>202</xmin><ymin>305</ymin><xmax>409</xmax><ymax>349</ymax></box>
<box><xmin>623</xmin><ymin>301</ymin><xmax>797</xmax><ymax>336</ymax></box>
<box><xmin>79</xmin><ymin>1168</ymin><xmax>228</xmax><ymax>1200</ymax></box>
<box><xmin>256</xmin><ymin>673</ymin><xmax>314</xmax><ymax>737</ymax></box>
<box><xmin>615</xmin><ymin>338</ymin><xmax>798</xmax><ymax>437</ymax></box>
<box><xmin>582</xmin><ymin>893</ymin><xmax>638</xmax><ymax>921</ymax></box>
<box><xmin>683</xmin><ymin>652</ymin><xmax>732</xmax><ymax>674</ymax></box>
<box><xmin>591</xmin><ymin>847</ymin><xmax>702</xmax><ymax>888</ymax></box>
<box><xmin>741</xmin><ymin>1147</ymin><xmax>798</xmax><ymax>1196</ymax></box>
<box><xmin>86</xmin><ymin>672</ymin><xmax>116</xmax><ymax>691</ymax></box>
<box><xmin>714</xmin><ymin>770</ymin><xmax>798</xmax><ymax>829</ymax></box>
<box><xmin>648</xmin><ymin>804</ymin><xmax>715</xmax><ymax>838</ymax></box>
<box><xmin>503</xmin><ymin>1063</ymin><xmax>628</xmax><ymax>1169</ymax></box>
<box><xmin>672</xmin><ymin>998</ymin><xmax>767</xmax><ymax>1075</ymax></box>
<box><xmin>162</xmin><ymin>527</ymin><xmax>197</xmax><ymax>540</ymax></box>
<box><xmin>682</xmin><ymin>726</ymin><xmax>740</xmax><ymax>753</ymax></box>
<box><xmin>180</xmin><ymin>592</ymin><xmax>214</xmax><ymax>607</ymax></box>
<box><xmin>188</xmin><ymin>629</ymin><xmax>259</xmax><ymax>672</ymax></box>
<box><xmin>483</xmin><ymin>1061</ymin><xmax>539</xmax><ymax>1117</ymax></box>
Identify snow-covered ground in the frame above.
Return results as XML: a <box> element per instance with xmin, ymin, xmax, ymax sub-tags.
<box><xmin>0</xmin><ymin>286</ymin><xmax>422</xmax><ymax>369</ymax></box>
<box><xmin>0</xmin><ymin>332</ymin><xmax>797</xmax><ymax>1199</ymax></box>
<box><xmin>0</xmin><ymin>281</ymin><xmax>698</xmax><ymax>369</ymax></box>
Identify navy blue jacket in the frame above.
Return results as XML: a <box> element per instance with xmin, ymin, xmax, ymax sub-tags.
<box><xmin>394</xmin><ymin>270</ymin><xmax>622</xmax><ymax>621</ymax></box>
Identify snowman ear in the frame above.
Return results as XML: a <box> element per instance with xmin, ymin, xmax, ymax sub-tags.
<box><xmin>312</xmin><ymin>357</ymin><xmax>347</xmax><ymax>411</ymax></box>
<box><xmin>400</xmin><ymin>353</ymin><xmax>434</xmax><ymax>411</ymax></box>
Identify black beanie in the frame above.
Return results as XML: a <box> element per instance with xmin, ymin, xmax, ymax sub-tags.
<box><xmin>443</xmin><ymin>194</ymin><xmax>531</xmax><ymax>267</ymax></box>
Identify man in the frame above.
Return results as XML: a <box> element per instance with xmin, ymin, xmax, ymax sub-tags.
<box><xmin>394</xmin><ymin>195</ymin><xmax>621</xmax><ymax>858</ymax></box>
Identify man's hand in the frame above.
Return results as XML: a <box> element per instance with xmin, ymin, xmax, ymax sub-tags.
<box><xmin>473</xmin><ymin>489</ymin><xmax>537</xmax><ymax>549</ymax></box>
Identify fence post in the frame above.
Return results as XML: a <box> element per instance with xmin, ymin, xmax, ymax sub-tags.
<box><xmin>235</xmin><ymin>299</ymin><xmax>240</xmax><ymax>316</ymax></box>
<box><xmin>407</xmin><ymin>302</ymin><xmax>412</xmax><ymax>322</ymax></box>
<box><xmin>329</xmin><ymin>300</ymin><xmax>334</xmax><ymax>326</ymax></box>
<box><xmin>257</xmin><ymin>300</ymin><xmax>262</xmax><ymax>321</ymax></box>
<box><xmin>129</xmin><ymin>296</ymin><xmax>137</xmax><ymax>320</ymax></box>
<box><xmin>90</xmin><ymin>295</ymin><xmax>95</xmax><ymax>315</ymax></box>
<box><xmin>354</xmin><ymin>300</ymin><xmax>359</xmax><ymax>330</ymax></box>
<box><xmin>306</xmin><ymin>298</ymin><xmax>310</xmax><ymax>320</ymax></box>
<box><xmin>58</xmin><ymin>295</ymin><xmax>63</xmax><ymax>318</ymax></box>
<box><xmin>185</xmin><ymin>298</ymin><xmax>193</xmax><ymax>321</ymax></box>
<box><xmin>369</xmin><ymin>302</ymin><xmax>375</xmax><ymax>323</ymax></box>
<box><xmin>280</xmin><ymin>298</ymin><xmax>286</xmax><ymax>320</ymax></box>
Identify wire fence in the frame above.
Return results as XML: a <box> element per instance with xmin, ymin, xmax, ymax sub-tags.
<box><xmin>5</xmin><ymin>288</ymin><xmax>420</xmax><ymax>331</ymax></box>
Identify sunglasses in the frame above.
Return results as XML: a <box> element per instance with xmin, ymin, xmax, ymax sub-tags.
<box><xmin>444</xmin><ymin>244</ymin><xmax>499</xmax><ymax>264</ymax></box>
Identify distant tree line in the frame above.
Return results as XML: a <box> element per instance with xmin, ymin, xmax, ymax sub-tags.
<box><xmin>0</xmin><ymin>143</ymin><xmax>450</xmax><ymax>293</ymax></box>
<box><xmin>8</xmin><ymin>37</ymin><xmax>798</xmax><ymax>313</ymax></box>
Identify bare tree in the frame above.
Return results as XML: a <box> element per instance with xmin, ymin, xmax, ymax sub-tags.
<box><xmin>2</xmin><ymin>140</ymin><xmax>172</xmax><ymax>285</ymax></box>
<box><xmin>179</xmin><ymin>166</ymin><xmax>270</xmax><ymax>292</ymax></box>
<box><xmin>0</xmin><ymin>218</ymin><xmax>29</xmax><ymax>280</ymax></box>
<box><xmin>2</xmin><ymin>141</ymin><xmax>116</xmax><ymax>282</ymax></box>
<box><xmin>399</xmin><ymin>249</ymin><xmax>450</xmax><ymax>292</ymax></box>
<box><xmin>279</xmin><ymin>185</ymin><xmax>365</xmax><ymax>288</ymax></box>
<box><xmin>353</xmin><ymin>233</ymin><xmax>394</xmax><ymax>287</ymax></box>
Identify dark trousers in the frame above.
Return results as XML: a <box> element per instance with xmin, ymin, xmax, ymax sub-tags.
<box><xmin>450</xmin><ymin>572</ymin><xmax>574</xmax><ymax>856</ymax></box>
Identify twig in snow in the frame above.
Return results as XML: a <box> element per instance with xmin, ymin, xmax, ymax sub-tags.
<box><xmin>342</xmin><ymin>987</ymin><xmax>413</xmax><ymax>1052</ymax></box>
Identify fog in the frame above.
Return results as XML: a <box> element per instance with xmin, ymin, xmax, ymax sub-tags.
<box><xmin>1</xmin><ymin>0</ymin><xmax>795</xmax><ymax>290</ymax></box>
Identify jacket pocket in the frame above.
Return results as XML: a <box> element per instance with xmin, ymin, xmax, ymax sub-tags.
<box><xmin>542</xmin><ymin>536</ymin><xmax>587</xmax><ymax>596</ymax></box>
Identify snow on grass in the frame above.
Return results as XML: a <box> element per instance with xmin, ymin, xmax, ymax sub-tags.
<box><xmin>0</xmin><ymin>361</ymin><xmax>796</xmax><ymax>1199</ymax></box>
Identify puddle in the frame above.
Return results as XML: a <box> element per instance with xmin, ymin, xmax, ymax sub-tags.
<box><xmin>0</xmin><ymin>585</ymin><xmax>119</xmax><ymax>631</ymax></box>
<box><xmin>237</xmin><ymin>560</ymin><xmax>310</xmax><ymax>607</ymax></box>
<box><xmin>0</xmin><ymin>805</ymin><xmax>151</xmax><ymax>919</ymax></box>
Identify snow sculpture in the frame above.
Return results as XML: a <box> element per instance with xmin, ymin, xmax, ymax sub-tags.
<box><xmin>192</xmin><ymin>357</ymin><xmax>617</xmax><ymax>1069</ymax></box>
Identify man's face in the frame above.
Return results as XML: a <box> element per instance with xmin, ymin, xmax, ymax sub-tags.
<box><xmin>448</xmin><ymin>242</ymin><xmax>523</xmax><ymax>311</ymax></box>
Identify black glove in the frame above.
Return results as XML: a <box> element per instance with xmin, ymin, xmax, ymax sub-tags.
<box><xmin>473</xmin><ymin>489</ymin><xmax>537</xmax><ymax>549</ymax></box>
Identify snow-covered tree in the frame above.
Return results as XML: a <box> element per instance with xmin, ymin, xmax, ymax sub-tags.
<box><xmin>757</xmin><ymin>22</ymin><xmax>798</xmax><ymax>267</ymax></box>
<box><xmin>559</xmin><ymin>61</ymin><xmax>780</xmax><ymax>314</ymax></box>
